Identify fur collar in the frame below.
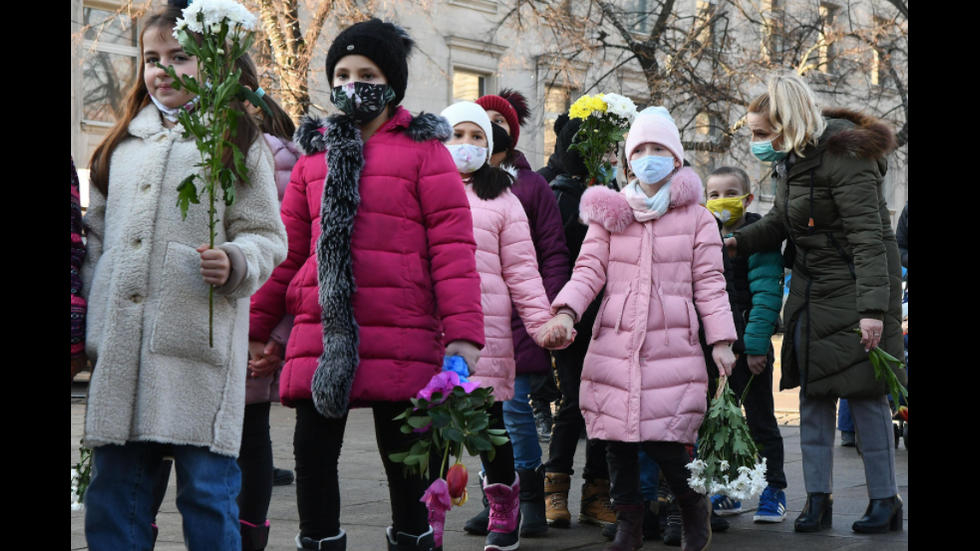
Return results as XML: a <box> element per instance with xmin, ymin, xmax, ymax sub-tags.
<box><xmin>579</xmin><ymin>167</ymin><xmax>704</xmax><ymax>234</ymax></box>
<box><xmin>822</xmin><ymin>108</ymin><xmax>897</xmax><ymax>160</ymax></box>
<box><xmin>294</xmin><ymin>108</ymin><xmax>452</xmax><ymax>156</ymax></box>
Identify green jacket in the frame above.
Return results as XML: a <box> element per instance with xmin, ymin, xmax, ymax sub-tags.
<box><xmin>743</xmin><ymin>249</ymin><xmax>785</xmax><ymax>356</ymax></box>
<box><xmin>734</xmin><ymin>109</ymin><xmax>906</xmax><ymax>400</ymax></box>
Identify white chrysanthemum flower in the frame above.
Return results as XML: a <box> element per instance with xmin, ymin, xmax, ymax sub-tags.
<box><xmin>71</xmin><ymin>468</ymin><xmax>84</xmax><ymax>511</ymax></box>
<box><xmin>175</xmin><ymin>0</ymin><xmax>257</xmax><ymax>39</ymax></box>
<box><xmin>602</xmin><ymin>93</ymin><xmax>638</xmax><ymax>121</ymax></box>
<box><xmin>719</xmin><ymin>460</ymin><xmax>730</xmax><ymax>471</ymax></box>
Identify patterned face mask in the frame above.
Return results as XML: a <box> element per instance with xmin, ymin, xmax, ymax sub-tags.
<box><xmin>331</xmin><ymin>82</ymin><xmax>396</xmax><ymax>125</ymax></box>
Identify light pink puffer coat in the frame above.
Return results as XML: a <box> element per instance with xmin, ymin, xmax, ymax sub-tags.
<box><xmin>467</xmin><ymin>185</ymin><xmax>554</xmax><ymax>402</ymax></box>
<box><xmin>552</xmin><ymin>168</ymin><xmax>737</xmax><ymax>445</ymax></box>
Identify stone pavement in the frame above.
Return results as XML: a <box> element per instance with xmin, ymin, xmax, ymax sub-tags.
<box><xmin>71</xmin><ymin>400</ymin><xmax>908</xmax><ymax>551</ymax></box>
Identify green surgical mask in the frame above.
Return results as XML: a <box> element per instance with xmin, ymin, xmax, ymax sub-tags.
<box><xmin>751</xmin><ymin>138</ymin><xmax>789</xmax><ymax>163</ymax></box>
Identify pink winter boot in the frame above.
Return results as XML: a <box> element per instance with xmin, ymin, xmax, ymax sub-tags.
<box><xmin>484</xmin><ymin>474</ymin><xmax>522</xmax><ymax>551</ymax></box>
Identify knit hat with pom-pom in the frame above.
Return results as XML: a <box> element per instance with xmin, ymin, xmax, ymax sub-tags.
<box><xmin>326</xmin><ymin>19</ymin><xmax>416</xmax><ymax>106</ymax></box>
<box><xmin>476</xmin><ymin>89</ymin><xmax>531</xmax><ymax>149</ymax></box>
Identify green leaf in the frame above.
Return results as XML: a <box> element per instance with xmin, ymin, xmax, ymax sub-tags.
<box><xmin>445</xmin><ymin>428</ymin><xmax>464</xmax><ymax>443</ymax></box>
<box><xmin>389</xmin><ymin>452</ymin><xmax>411</xmax><ymax>464</ymax></box>
<box><xmin>240</xmin><ymin>87</ymin><xmax>272</xmax><ymax>116</ymax></box>
<box><xmin>176</xmin><ymin>176</ymin><xmax>200</xmax><ymax>219</ymax></box>
<box><xmin>407</xmin><ymin>416</ymin><xmax>432</xmax><ymax>430</ymax></box>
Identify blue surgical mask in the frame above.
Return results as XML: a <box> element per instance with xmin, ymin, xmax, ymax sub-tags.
<box><xmin>630</xmin><ymin>155</ymin><xmax>675</xmax><ymax>185</ymax></box>
<box><xmin>751</xmin><ymin>138</ymin><xmax>789</xmax><ymax>163</ymax></box>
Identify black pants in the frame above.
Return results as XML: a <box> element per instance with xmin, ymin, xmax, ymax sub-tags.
<box><xmin>730</xmin><ymin>348</ymin><xmax>787</xmax><ymax>490</ymax></box>
<box><xmin>150</xmin><ymin>403</ymin><xmax>274</xmax><ymax>524</ymax></box>
<box><xmin>529</xmin><ymin>371</ymin><xmax>560</xmax><ymax>406</ymax></box>
<box><xmin>607</xmin><ymin>442</ymin><xmax>693</xmax><ymax>507</ymax></box>
<box><xmin>544</xmin><ymin>342</ymin><xmax>609</xmax><ymax>482</ymax></box>
<box><xmin>293</xmin><ymin>400</ymin><xmax>434</xmax><ymax>541</ymax></box>
<box><xmin>481</xmin><ymin>402</ymin><xmax>517</xmax><ymax>485</ymax></box>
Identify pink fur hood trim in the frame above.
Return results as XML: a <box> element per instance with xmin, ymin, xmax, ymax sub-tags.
<box><xmin>580</xmin><ymin>167</ymin><xmax>705</xmax><ymax>233</ymax></box>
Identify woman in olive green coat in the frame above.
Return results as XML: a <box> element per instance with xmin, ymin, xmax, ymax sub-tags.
<box><xmin>727</xmin><ymin>72</ymin><xmax>905</xmax><ymax>537</ymax></box>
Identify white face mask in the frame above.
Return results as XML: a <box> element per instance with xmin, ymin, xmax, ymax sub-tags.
<box><xmin>446</xmin><ymin>144</ymin><xmax>488</xmax><ymax>174</ymax></box>
<box><xmin>630</xmin><ymin>155</ymin><xmax>676</xmax><ymax>186</ymax></box>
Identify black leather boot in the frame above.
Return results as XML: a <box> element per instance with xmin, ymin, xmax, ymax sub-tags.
<box><xmin>604</xmin><ymin>504</ymin><xmax>644</xmax><ymax>551</ymax></box>
<box><xmin>296</xmin><ymin>530</ymin><xmax>347</xmax><ymax>550</ymax></box>
<box><xmin>795</xmin><ymin>493</ymin><xmax>833</xmax><ymax>533</ymax></box>
<box><xmin>852</xmin><ymin>496</ymin><xmax>903</xmax><ymax>534</ymax></box>
<box><xmin>518</xmin><ymin>469</ymin><xmax>549</xmax><ymax>537</ymax></box>
<box><xmin>463</xmin><ymin>472</ymin><xmax>491</xmax><ymax>536</ymax></box>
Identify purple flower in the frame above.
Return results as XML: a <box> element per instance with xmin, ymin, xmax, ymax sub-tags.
<box><xmin>421</xmin><ymin>478</ymin><xmax>452</xmax><ymax>516</ymax></box>
<box><xmin>417</xmin><ymin>371</ymin><xmax>479</xmax><ymax>404</ymax></box>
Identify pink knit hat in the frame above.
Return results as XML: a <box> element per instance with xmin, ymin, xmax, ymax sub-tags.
<box><xmin>625</xmin><ymin>106</ymin><xmax>684</xmax><ymax>164</ymax></box>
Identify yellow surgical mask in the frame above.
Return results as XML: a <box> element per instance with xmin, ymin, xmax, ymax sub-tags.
<box><xmin>706</xmin><ymin>195</ymin><xmax>750</xmax><ymax>227</ymax></box>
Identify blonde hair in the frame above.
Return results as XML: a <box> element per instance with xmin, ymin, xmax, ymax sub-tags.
<box><xmin>748</xmin><ymin>72</ymin><xmax>826</xmax><ymax>158</ymax></box>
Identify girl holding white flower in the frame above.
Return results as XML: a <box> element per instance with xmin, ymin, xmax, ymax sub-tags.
<box><xmin>81</xmin><ymin>2</ymin><xmax>287</xmax><ymax>549</ymax></box>
<box><xmin>541</xmin><ymin>108</ymin><xmax>738</xmax><ymax>551</ymax></box>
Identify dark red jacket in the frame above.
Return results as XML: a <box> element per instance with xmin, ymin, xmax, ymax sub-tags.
<box><xmin>250</xmin><ymin>108</ymin><xmax>486</xmax><ymax>408</ymax></box>
<box><xmin>506</xmin><ymin>152</ymin><xmax>570</xmax><ymax>375</ymax></box>
<box><xmin>71</xmin><ymin>158</ymin><xmax>86</xmax><ymax>359</ymax></box>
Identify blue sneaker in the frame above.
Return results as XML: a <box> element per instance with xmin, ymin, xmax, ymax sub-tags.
<box><xmin>754</xmin><ymin>487</ymin><xmax>788</xmax><ymax>524</ymax></box>
<box><xmin>711</xmin><ymin>495</ymin><xmax>742</xmax><ymax>517</ymax></box>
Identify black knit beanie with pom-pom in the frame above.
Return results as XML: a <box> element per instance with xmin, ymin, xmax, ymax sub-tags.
<box><xmin>325</xmin><ymin>19</ymin><xmax>416</xmax><ymax>106</ymax></box>
<box><xmin>556</xmin><ymin>115</ymin><xmax>587</xmax><ymax>178</ymax></box>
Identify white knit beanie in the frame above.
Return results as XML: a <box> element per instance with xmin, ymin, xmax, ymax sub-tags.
<box><xmin>626</xmin><ymin>106</ymin><xmax>685</xmax><ymax>164</ymax></box>
<box><xmin>440</xmin><ymin>101</ymin><xmax>494</xmax><ymax>164</ymax></box>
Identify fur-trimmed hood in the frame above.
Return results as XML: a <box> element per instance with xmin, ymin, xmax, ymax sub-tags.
<box><xmin>294</xmin><ymin>107</ymin><xmax>452</xmax><ymax>156</ymax></box>
<box><xmin>579</xmin><ymin>167</ymin><xmax>705</xmax><ymax>234</ymax></box>
<box><xmin>822</xmin><ymin>108</ymin><xmax>897</xmax><ymax>160</ymax></box>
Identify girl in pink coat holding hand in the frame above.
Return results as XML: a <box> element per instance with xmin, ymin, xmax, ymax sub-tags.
<box><xmin>542</xmin><ymin>108</ymin><xmax>738</xmax><ymax>551</ymax></box>
<box><xmin>441</xmin><ymin>101</ymin><xmax>557</xmax><ymax>551</ymax></box>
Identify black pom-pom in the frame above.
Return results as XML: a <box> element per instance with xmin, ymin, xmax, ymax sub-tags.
<box><xmin>498</xmin><ymin>89</ymin><xmax>531</xmax><ymax>127</ymax></box>
<box><xmin>553</xmin><ymin>113</ymin><xmax>570</xmax><ymax>135</ymax></box>
<box><xmin>168</xmin><ymin>0</ymin><xmax>191</xmax><ymax>8</ymax></box>
<box><xmin>387</xmin><ymin>21</ymin><xmax>416</xmax><ymax>57</ymax></box>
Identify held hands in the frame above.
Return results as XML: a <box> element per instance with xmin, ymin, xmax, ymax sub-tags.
<box><xmin>712</xmin><ymin>343</ymin><xmax>737</xmax><ymax>377</ymax></box>
<box><xmin>747</xmin><ymin>355</ymin><xmax>769</xmax><ymax>376</ymax></box>
<box><xmin>859</xmin><ymin>318</ymin><xmax>885</xmax><ymax>352</ymax></box>
<box><xmin>248</xmin><ymin>340</ymin><xmax>285</xmax><ymax>379</ymax></box>
<box><xmin>446</xmin><ymin>340</ymin><xmax>482</xmax><ymax>376</ymax></box>
<box><xmin>198</xmin><ymin>244</ymin><xmax>231</xmax><ymax>287</ymax></box>
<box><xmin>539</xmin><ymin>313</ymin><xmax>576</xmax><ymax>350</ymax></box>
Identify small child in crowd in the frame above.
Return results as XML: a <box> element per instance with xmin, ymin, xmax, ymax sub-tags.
<box><xmin>705</xmin><ymin>167</ymin><xmax>789</xmax><ymax>524</ymax></box>
<box><xmin>440</xmin><ymin>101</ymin><xmax>558</xmax><ymax>551</ymax></box>
<box><xmin>541</xmin><ymin>107</ymin><xmax>738</xmax><ymax>551</ymax></box>
<box><xmin>80</xmin><ymin>4</ymin><xmax>288</xmax><ymax>549</ymax></box>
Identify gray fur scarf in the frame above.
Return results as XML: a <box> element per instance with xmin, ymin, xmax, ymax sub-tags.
<box><xmin>311</xmin><ymin>114</ymin><xmax>363</xmax><ymax>419</ymax></box>
<box><xmin>295</xmin><ymin>111</ymin><xmax>453</xmax><ymax>418</ymax></box>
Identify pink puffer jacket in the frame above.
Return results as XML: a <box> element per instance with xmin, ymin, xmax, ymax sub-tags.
<box><xmin>467</xmin><ymin>185</ymin><xmax>554</xmax><ymax>401</ymax></box>
<box><xmin>250</xmin><ymin>108</ymin><xmax>485</xmax><ymax>410</ymax></box>
<box><xmin>264</xmin><ymin>134</ymin><xmax>302</xmax><ymax>202</ymax></box>
<box><xmin>246</xmin><ymin>135</ymin><xmax>301</xmax><ymax>406</ymax></box>
<box><xmin>552</xmin><ymin>168</ymin><xmax>737</xmax><ymax>445</ymax></box>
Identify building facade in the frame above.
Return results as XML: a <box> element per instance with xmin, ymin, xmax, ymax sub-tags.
<box><xmin>71</xmin><ymin>0</ymin><xmax>907</xmax><ymax>221</ymax></box>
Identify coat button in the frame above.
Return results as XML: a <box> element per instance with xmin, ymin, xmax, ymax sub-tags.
<box><xmin>142</xmin><ymin>185</ymin><xmax>151</xmax><ymax>194</ymax></box>
<box><xmin>132</xmin><ymin>295</ymin><xmax>143</xmax><ymax>304</ymax></box>
<box><xmin>134</xmin><ymin>240</ymin><xmax>143</xmax><ymax>250</ymax></box>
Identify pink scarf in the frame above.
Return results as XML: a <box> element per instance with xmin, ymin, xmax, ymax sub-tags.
<box><xmin>624</xmin><ymin>181</ymin><xmax>672</xmax><ymax>222</ymax></box>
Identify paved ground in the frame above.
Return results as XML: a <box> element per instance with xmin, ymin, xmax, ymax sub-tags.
<box><xmin>71</xmin><ymin>396</ymin><xmax>908</xmax><ymax>551</ymax></box>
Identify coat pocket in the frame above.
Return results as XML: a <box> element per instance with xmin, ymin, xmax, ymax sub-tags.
<box><xmin>686</xmin><ymin>301</ymin><xmax>700</xmax><ymax>347</ymax></box>
<box><xmin>150</xmin><ymin>242</ymin><xmax>237</xmax><ymax>367</ymax></box>
<box><xmin>592</xmin><ymin>296</ymin><xmax>610</xmax><ymax>340</ymax></box>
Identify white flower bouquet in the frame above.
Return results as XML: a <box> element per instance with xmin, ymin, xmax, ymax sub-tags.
<box><xmin>688</xmin><ymin>378</ymin><xmax>768</xmax><ymax>501</ymax></box>
<box><xmin>71</xmin><ymin>444</ymin><xmax>93</xmax><ymax>511</ymax></box>
<box><xmin>164</xmin><ymin>0</ymin><xmax>268</xmax><ymax>347</ymax></box>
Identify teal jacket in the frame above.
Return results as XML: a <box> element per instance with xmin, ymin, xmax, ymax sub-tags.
<box><xmin>743</xmin><ymin>249</ymin><xmax>784</xmax><ymax>356</ymax></box>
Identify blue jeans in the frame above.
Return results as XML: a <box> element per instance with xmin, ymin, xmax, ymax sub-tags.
<box><xmin>639</xmin><ymin>450</ymin><xmax>661</xmax><ymax>502</ymax></box>
<box><xmin>503</xmin><ymin>374</ymin><xmax>543</xmax><ymax>471</ymax></box>
<box><xmin>838</xmin><ymin>400</ymin><xmax>855</xmax><ymax>433</ymax></box>
<box><xmin>85</xmin><ymin>443</ymin><xmax>242</xmax><ymax>551</ymax></box>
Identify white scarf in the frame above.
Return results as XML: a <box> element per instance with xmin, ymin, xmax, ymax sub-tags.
<box><xmin>149</xmin><ymin>94</ymin><xmax>199</xmax><ymax>124</ymax></box>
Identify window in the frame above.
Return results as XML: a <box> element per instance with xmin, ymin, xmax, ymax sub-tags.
<box><xmin>627</xmin><ymin>0</ymin><xmax>651</xmax><ymax>35</ymax></box>
<box><xmin>82</xmin><ymin>5</ymin><xmax>140</xmax><ymax>125</ymax></box>
<box><xmin>543</xmin><ymin>87</ymin><xmax>573</xmax><ymax>167</ymax></box>
<box><xmin>696</xmin><ymin>0</ymin><xmax>719</xmax><ymax>49</ymax></box>
<box><xmin>817</xmin><ymin>3</ymin><xmax>840</xmax><ymax>75</ymax></box>
<box><xmin>453</xmin><ymin>70</ymin><xmax>487</xmax><ymax>103</ymax></box>
<box><xmin>761</xmin><ymin>0</ymin><xmax>785</xmax><ymax>62</ymax></box>
<box><xmin>871</xmin><ymin>17</ymin><xmax>892</xmax><ymax>87</ymax></box>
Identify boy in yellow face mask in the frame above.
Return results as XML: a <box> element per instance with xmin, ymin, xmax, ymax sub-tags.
<box><xmin>704</xmin><ymin>167</ymin><xmax>790</xmax><ymax>524</ymax></box>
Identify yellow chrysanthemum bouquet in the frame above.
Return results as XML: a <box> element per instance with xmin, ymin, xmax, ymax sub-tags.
<box><xmin>568</xmin><ymin>94</ymin><xmax>637</xmax><ymax>186</ymax></box>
